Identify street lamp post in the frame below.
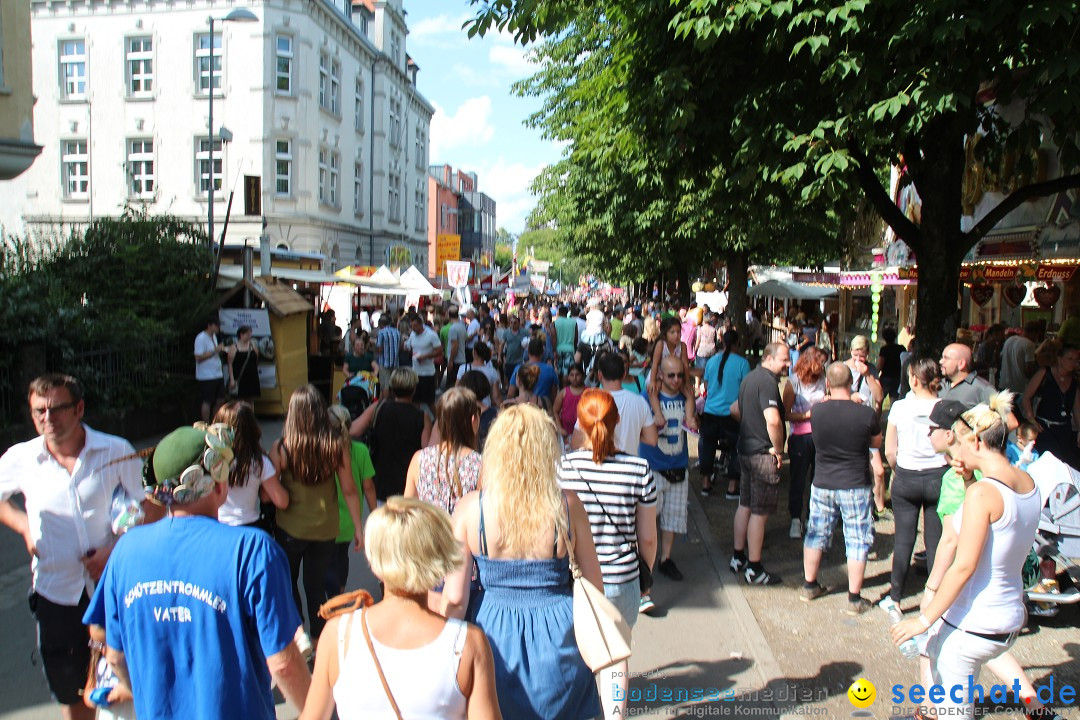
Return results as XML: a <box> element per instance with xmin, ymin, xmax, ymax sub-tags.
<box><xmin>206</xmin><ymin>8</ymin><xmax>257</xmax><ymax>248</ymax></box>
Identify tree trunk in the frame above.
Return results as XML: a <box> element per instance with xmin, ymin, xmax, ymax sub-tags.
<box><xmin>677</xmin><ymin>265</ymin><xmax>691</xmax><ymax>306</ymax></box>
<box><xmin>908</xmin><ymin>114</ymin><xmax>972</xmax><ymax>361</ymax></box>
<box><xmin>726</xmin><ymin>249</ymin><xmax>749</xmax><ymax>341</ymax></box>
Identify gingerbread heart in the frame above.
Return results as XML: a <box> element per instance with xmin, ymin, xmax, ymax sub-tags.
<box><xmin>1033</xmin><ymin>285</ymin><xmax>1061</xmax><ymax>310</ymax></box>
<box><xmin>1002</xmin><ymin>285</ymin><xmax>1026</xmax><ymax>307</ymax></box>
<box><xmin>970</xmin><ymin>284</ymin><xmax>994</xmax><ymax>307</ymax></box>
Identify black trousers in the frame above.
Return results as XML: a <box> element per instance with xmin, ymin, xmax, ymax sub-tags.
<box><xmin>275</xmin><ymin>529</ymin><xmax>335</xmax><ymax>639</ymax></box>
<box><xmin>699</xmin><ymin>413</ymin><xmax>740</xmax><ymax>478</ymax></box>
<box><xmin>889</xmin><ymin>465</ymin><xmax>945</xmax><ymax>602</ymax></box>
<box><xmin>787</xmin><ymin>433</ymin><xmax>815</xmax><ymax>520</ymax></box>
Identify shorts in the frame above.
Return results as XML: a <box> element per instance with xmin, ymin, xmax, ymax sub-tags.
<box><xmin>198</xmin><ymin>378</ymin><xmax>223</xmax><ymax>405</ymax></box>
<box><xmin>603</xmin><ymin>579</ymin><xmax>640</xmax><ymax>629</ymax></box>
<box><xmin>654</xmin><ymin>469</ymin><xmax>689</xmax><ymax>534</ymax></box>
<box><xmin>30</xmin><ymin>591</ymin><xmax>91</xmax><ymax>705</ymax></box>
<box><xmin>414</xmin><ymin>374</ymin><xmax>436</xmax><ymax>405</ymax></box>
<box><xmin>739</xmin><ymin>452</ymin><xmax>780</xmax><ymax>515</ymax></box>
<box><xmin>803</xmin><ymin>486</ymin><xmax>874</xmax><ymax>562</ymax></box>
<box><xmin>377</xmin><ymin>365</ymin><xmax>396</xmax><ymax>396</ymax></box>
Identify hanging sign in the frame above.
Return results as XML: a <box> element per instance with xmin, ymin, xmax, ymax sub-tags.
<box><xmin>446</xmin><ymin>260</ymin><xmax>471</xmax><ymax>288</ymax></box>
<box><xmin>530</xmin><ymin>274</ymin><xmax>547</xmax><ymax>293</ymax></box>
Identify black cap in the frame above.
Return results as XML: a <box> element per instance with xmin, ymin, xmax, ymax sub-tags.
<box><xmin>916</xmin><ymin>399</ymin><xmax>973</xmax><ymax>430</ymax></box>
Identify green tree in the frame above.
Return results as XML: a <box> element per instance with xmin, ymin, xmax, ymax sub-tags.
<box><xmin>468</xmin><ymin>0</ymin><xmax>1080</xmax><ymax>356</ymax></box>
<box><xmin>494</xmin><ymin>227</ymin><xmax>515</xmax><ymax>269</ymax></box>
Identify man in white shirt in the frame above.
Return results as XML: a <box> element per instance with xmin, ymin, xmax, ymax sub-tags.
<box><xmin>572</xmin><ymin>351</ymin><xmax>658</xmax><ymax>453</ymax></box>
<box><xmin>406</xmin><ymin>313</ymin><xmax>443</xmax><ymax>409</ymax></box>
<box><xmin>465</xmin><ymin>307</ymin><xmax>481</xmax><ymax>353</ymax></box>
<box><xmin>194</xmin><ymin>317</ymin><xmax>224</xmax><ymax>422</ymax></box>
<box><xmin>0</xmin><ymin>374</ymin><xmax>157</xmax><ymax>720</ymax></box>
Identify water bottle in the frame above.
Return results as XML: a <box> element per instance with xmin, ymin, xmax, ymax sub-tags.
<box><xmin>886</xmin><ymin>603</ymin><xmax>920</xmax><ymax>659</ymax></box>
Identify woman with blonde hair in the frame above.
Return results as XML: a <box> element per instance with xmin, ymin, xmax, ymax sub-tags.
<box><xmin>270</xmin><ymin>385</ymin><xmax>363</xmax><ymax>647</ymax></box>
<box><xmin>893</xmin><ymin>392</ymin><xmax>1041</xmax><ymax>718</ymax></box>
<box><xmin>405</xmin><ymin>386</ymin><xmax>482</xmax><ymax>516</ymax></box>
<box><xmin>558</xmin><ymin>388</ymin><xmax>658</xmax><ymax>720</ymax></box>
<box><xmin>444</xmin><ymin>405</ymin><xmax>602</xmax><ymax>720</ymax></box>
<box><xmin>301</xmin><ymin>497</ymin><xmax>501</xmax><ymax>720</ymax></box>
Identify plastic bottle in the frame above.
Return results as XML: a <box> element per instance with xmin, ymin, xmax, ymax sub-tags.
<box><xmin>887</xmin><ymin>604</ymin><xmax>920</xmax><ymax>659</ymax></box>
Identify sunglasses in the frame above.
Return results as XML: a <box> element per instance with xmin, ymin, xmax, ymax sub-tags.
<box><xmin>665</xmin><ymin>372</ymin><xmax>686</xmax><ymax>379</ymax></box>
<box><xmin>31</xmin><ymin>401</ymin><xmax>78</xmax><ymax>419</ymax></box>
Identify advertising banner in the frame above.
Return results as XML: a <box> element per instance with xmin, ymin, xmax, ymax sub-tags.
<box><xmin>446</xmin><ymin>260</ymin><xmax>471</xmax><ymax>288</ymax></box>
<box><xmin>530</xmin><ymin>274</ymin><xmax>547</xmax><ymax>293</ymax></box>
<box><xmin>436</xmin><ymin>234</ymin><xmax>461</xmax><ymax>271</ymax></box>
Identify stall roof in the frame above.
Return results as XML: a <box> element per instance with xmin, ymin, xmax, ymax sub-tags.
<box><xmin>218</xmin><ymin>264</ymin><xmax>349</xmax><ymax>286</ymax></box>
<box><xmin>748</xmin><ymin>279</ymin><xmax>837</xmax><ymax>300</ymax></box>
<box><xmin>399</xmin><ymin>266</ymin><xmax>438</xmax><ymax>295</ymax></box>
<box><xmin>217</xmin><ymin>277</ymin><xmax>314</xmax><ymax>317</ymax></box>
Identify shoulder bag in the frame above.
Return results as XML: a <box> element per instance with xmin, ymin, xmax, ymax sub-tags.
<box><xmin>556</xmin><ymin>521</ymin><xmax>632</xmax><ymax>672</ymax></box>
<box><xmin>576</xmin><ymin>467</ymin><xmax>653</xmax><ymax>593</ymax></box>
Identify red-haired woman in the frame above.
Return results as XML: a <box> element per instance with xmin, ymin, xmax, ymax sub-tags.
<box><xmin>557</xmin><ymin>388</ymin><xmax>658</xmax><ymax>720</ymax></box>
<box><xmin>782</xmin><ymin>347</ymin><xmax>828</xmax><ymax>538</ymax></box>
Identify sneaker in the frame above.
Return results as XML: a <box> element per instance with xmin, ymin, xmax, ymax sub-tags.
<box><xmin>744</xmin><ymin>566</ymin><xmax>782</xmax><ymax>585</ymax></box>
<box><xmin>800</xmin><ymin>583</ymin><xmax>829</xmax><ymax>602</ymax></box>
<box><xmin>725</xmin><ymin>480</ymin><xmax>740</xmax><ymax>501</ymax></box>
<box><xmin>638</xmin><ymin>594</ymin><xmax>656</xmax><ymax>614</ymax></box>
<box><xmin>878</xmin><ymin>596</ymin><xmax>899</xmax><ymax>615</ymax></box>
<box><xmin>729</xmin><ymin>554</ymin><xmax>747</xmax><ymax>575</ymax></box>
<box><xmin>659</xmin><ymin>558</ymin><xmax>684</xmax><ymax>581</ymax></box>
<box><xmin>701</xmin><ymin>477</ymin><xmax>713</xmax><ymax>497</ymax></box>
<box><xmin>789</xmin><ymin>519</ymin><xmax>803</xmax><ymax>539</ymax></box>
<box><xmin>846</xmin><ymin>597</ymin><xmax>873</xmax><ymax>615</ymax></box>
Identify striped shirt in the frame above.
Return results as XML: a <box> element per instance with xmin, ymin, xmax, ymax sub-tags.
<box><xmin>376</xmin><ymin>326</ymin><xmax>401</xmax><ymax>369</ymax></box>
<box><xmin>558</xmin><ymin>450</ymin><xmax>656</xmax><ymax>586</ymax></box>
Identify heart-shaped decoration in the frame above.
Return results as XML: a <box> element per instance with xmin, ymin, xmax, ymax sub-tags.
<box><xmin>1002</xmin><ymin>284</ymin><xmax>1026</xmax><ymax>307</ymax></box>
<box><xmin>970</xmin><ymin>284</ymin><xmax>994</xmax><ymax>307</ymax></box>
<box><xmin>1034</xmin><ymin>285</ymin><xmax>1061</xmax><ymax>310</ymax></box>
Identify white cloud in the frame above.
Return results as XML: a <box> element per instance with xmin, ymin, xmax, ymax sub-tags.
<box><xmin>474</xmin><ymin>158</ymin><xmax>549</xmax><ymax>234</ymax></box>
<box><xmin>408</xmin><ymin>13</ymin><xmax>472</xmax><ymax>47</ymax></box>
<box><xmin>488</xmin><ymin>44</ymin><xmax>537</xmax><ymax>79</ymax></box>
<box><xmin>430</xmin><ymin>97</ymin><xmax>496</xmax><ymax>158</ymax></box>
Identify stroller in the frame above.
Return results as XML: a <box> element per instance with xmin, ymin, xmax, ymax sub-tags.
<box><xmin>1023</xmin><ymin>453</ymin><xmax>1080</xmax><ymax>617</ymax></box>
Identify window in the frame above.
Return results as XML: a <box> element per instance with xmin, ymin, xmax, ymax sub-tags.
<box><xmin>330</xmin><ymin>151</ymin><xmax>340</xmax><ymax>207</ymax></box>
<box><xmin>275</xmin><ymin>35</ymin><xmax>293</xmax><ymax>93</ymax></box>
<box><xmin>389</xmin><ymin>98</ymin><xmax>401</xmax><ymax>147</ymax></box>
<box><xmin>318</xmin><ymin>148</ymin><xmax>328</xmax><ymax>204</ymax></box>
<box><xmin>354</xmin><ymin>77</ymin><xmax>364</xmax><ymax>132</ymax></box>
<box><xmin>61</xmin><ymin>140</ymin><xmax>89</xmax><ymax>199</ymax></box>
<box><xmin>414</xmin><ymin>126</ymin><xmax>426</xmax><ymax>168</ymax></box>
<box><xmin>126</xmin><ymin>37</ymin><xmax>153</xmax><ymax>96</ymax></box>
<box><xmin>195</xmin><ymin>137</ymin><xmax>223</xmax><ymax>195</ymax></box>
<box><xmin>59</xmin><ymin>39</ymin><xmax>87</xmax><ymax>99</ymax></box>
<box><xmin>127</xmin><ymin>139</ymin><xmax>154</xmax><ymax>198</ymax></box>
<box><xmin>390</xmin><ymin>31</ymin><xmax>400</xmax><ymax>67</ymax></box>
<box><xmin>195</xmin><ymin>32</ymin><xmax>222</xmax><ymax>94</ymax></box>
<box><xmin>275</xmin><ymin>140</ymin><xmax>292</xmax><ymax>196</ymax></box>
<box><xmin>331</xmin><ymin>59</ymin><xmax>341</xmax><ymax>115</ymax></box>
<box><xmin>414</xmin><ymin>179</ymin><xmax>425</xmax><ymax>231</ymax></box>
<box><xmin>388</xmin><ymin>169</ymin><xmax>401</xmax><ymax>222</ymax></box>
<box><xmin>353</xmin><ymin>161</ymin><xmax>364</xmax><ymax>216</ymax></box>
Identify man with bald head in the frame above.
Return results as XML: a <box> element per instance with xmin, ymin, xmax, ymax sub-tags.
<box><xmin>800</xmin><ymin>362</ymin><xmax>882</xmax><ymax>615</ymax></box>
<box><xmin>939</xmin><ymin>342</ymin><xmax>996</xmax><ymax>407</ymax></box>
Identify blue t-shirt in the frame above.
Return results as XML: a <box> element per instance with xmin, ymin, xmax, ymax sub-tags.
<box><xmin>84</xmin><ymin>516</ymin><xmax>299</xmax><ymax>720</ymax></box>
<box><xmin>639</xmin><ymin>391</ymin><xmax>689</xmax><ymax>471</ymax></box>
<box><xmin>703</xmin><ymin>352</ymin><xmax>751</xmax><ymax>416</ymax></box>
<box><xmin>1006</xmin><ymin>441</ymin><xmax>1040</xmax><ymax>471</ymax></box>
<box><xmin>510</xmin><ymin>361</ymin><xmax>559</xmax><ymax>400</ymax></box>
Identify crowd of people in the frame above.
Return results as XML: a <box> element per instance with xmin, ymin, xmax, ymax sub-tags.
<box><xmin>0</xmin><ymin>295</ymin><xmax>1073</xmax><ymax>720</ymax></box>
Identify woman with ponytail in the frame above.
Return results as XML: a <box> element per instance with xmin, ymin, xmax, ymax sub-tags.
<box><xmin>699</xmin><ymin>330</ymin><xmax>751</xmax><ymax>497</ymax></box>
<box><xmin>558</xmin><ymin>389</ymin><xmax>658</xmax><ymax>720</ymax></box>
<box><xmin>892</xmin><ymin>392</ymin><xmax>1041</xmax><ymax>718</ymax></box>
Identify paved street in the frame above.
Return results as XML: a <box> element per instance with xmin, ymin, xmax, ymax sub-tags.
<box><xmin>1</xmin><ymin>424</ymin><xmax>1077</xmax><ymax>719</ymax></box>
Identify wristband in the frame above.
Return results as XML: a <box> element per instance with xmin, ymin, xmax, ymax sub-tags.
<box><xmin>925</xmin><ymin>585</ymin><xmax>938</xmax><ymax>593</ymax></box>
<box><xmin>918</xmin><ymin>614</ymin><xmax>932</xmax><ymax>630</ymax></box>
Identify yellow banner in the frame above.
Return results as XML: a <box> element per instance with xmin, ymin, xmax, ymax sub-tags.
<box><xmin>436</xmin><ymin>234</ymin><xmax>461</xmax><ymax>271</ymax></box>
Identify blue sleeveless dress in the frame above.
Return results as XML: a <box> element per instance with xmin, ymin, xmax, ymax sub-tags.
<box><xmin>466</xmin><ymin>493</ymin><xmax>601</xmax><ymax>719</ymax></box>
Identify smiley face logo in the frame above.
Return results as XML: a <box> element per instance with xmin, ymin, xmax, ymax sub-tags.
<box><xmin>847</xmin><ymin>679</ymin><xmax>876</xmax><ymax>709</ymax></box>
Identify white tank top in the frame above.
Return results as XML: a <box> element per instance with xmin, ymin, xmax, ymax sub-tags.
<box><xmin>332</xmin><ymin>610</ymin><xmax>468</xmax><ymax>720</ymax></box>
<box><xmin>943</xmin><ymin>478</ymin><xmax>1041</xmax><ymax>634</ymax></box>
<box><xmin>661</xmin><ymin>342</ymin><xmax>683</xmax><ymax>359</ymax></box>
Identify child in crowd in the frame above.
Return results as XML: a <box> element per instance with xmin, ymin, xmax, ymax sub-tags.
<box><xmin>1007</xmin><ymin>422</ymin><xmax>1041</xmax><ymax>471</ymax></box>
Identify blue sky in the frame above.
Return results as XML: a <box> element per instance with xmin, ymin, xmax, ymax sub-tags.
<box><xmin>405</xmin><ymin>1</ymin><xmax>563</xmax><ymax>236</ymax></box>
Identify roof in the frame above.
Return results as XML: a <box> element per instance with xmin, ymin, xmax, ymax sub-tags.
<box><xmin>217</xmin><ymin>277</ymin><xmax>314</xmax><ymax>318</ymax></box>
<box><xmin>748</xmin><ymin>279</ymin><xmax>837</xmax><ymax>300</ymax></box>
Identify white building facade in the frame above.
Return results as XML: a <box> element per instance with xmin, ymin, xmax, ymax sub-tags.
<box><xmin>1</xmin><ymin>0</ymin><xmax>433</xmax><ymax>272</ymax></box>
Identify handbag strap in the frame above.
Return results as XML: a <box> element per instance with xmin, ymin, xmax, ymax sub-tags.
<box><xmin>361</xmin><ymin>608</ymin><xmax>405</xmax><ymax>720</ymax></box>
<box><xmin>574</xmin><ymin>460</ymin><xmax>639</xmax><ymax>555</ymax></box>
<box><xmin>236</xmin><ymin>346</ymin><xmax>253</xmax><ymax>381</ymax></box>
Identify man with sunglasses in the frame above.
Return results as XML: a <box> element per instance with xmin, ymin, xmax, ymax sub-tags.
<box><xmin>639</xmin><ymin>356</ymin><xmax>693</xmax><ymax>600</ymax></box>
<box><xmin>0</xmin><ymin>374</ymin><xmax>156</xmax><ymax>720</ymax></box>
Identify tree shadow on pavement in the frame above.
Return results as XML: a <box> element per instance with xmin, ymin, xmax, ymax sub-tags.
<box><xmin>623</xmin><ymin>658</ymin><xmax>863</xmax><ymax>718</ymax></box>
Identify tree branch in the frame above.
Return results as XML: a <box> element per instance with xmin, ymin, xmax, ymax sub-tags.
<box><xmin>847</xmin><ymin>140</ymin><xmax>923</xmax><ymax>249</ymax></box>
<box><xmin>967</xmin><ymin>173</ymin><xmax>1080</xmax><ymax>244</ymax></box>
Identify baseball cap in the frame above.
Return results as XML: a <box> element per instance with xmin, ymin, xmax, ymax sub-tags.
<box><xmin>915</xmin><ymin>399</ymin><xmax>973</xmax><ymax>430</ymax></box>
